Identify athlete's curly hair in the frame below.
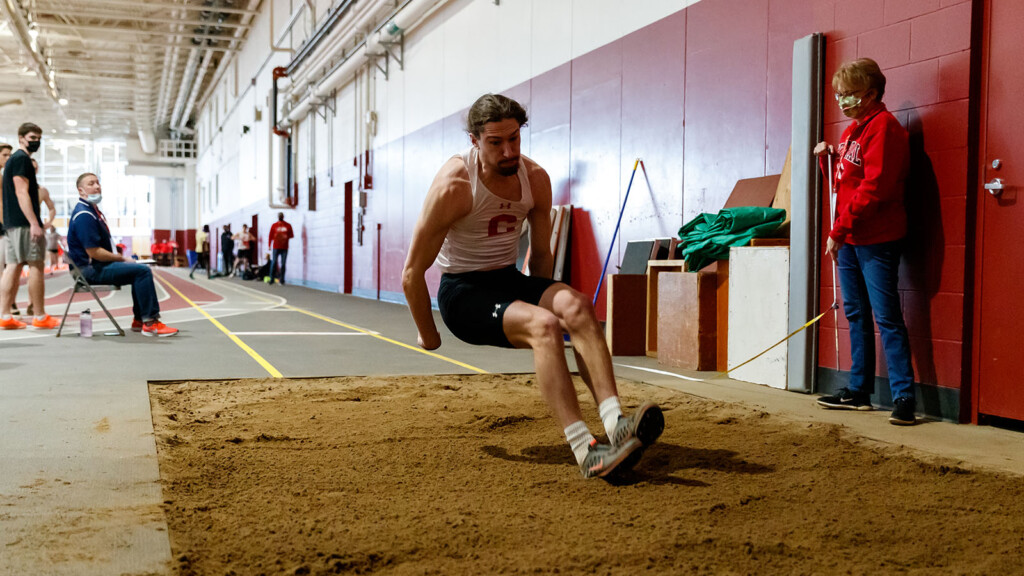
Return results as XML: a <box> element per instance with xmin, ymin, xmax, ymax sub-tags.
<box><xmin>465</xmin><ymin>94</ymin><xmax>528</xmax><ymax>137</ymax></box>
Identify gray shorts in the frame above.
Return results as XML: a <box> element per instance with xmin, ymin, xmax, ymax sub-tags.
<box><xmin>4</xmin><ymin>226</ymin><xmax>46</xmax><ymax>264</ymax></box>
<box><xmin>0</xmin><ymin>235</ymin><xmax>7</xmax><ymax>270</ymax></box>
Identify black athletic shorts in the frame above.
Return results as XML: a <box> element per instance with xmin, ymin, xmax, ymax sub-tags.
<box><xmin>438</xmin><ymin>265</ymin><xmax>558</xmax><ymax>348</ymax></box>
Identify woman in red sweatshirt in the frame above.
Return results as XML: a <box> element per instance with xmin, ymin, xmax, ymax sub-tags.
<box><xmin>814</xmin><ymin>58</ymin><xmax>916</xmax><ymax>426</ymax></box>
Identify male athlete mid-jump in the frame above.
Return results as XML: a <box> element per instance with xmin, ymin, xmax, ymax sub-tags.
<box><xmin>402</xmin><ymin>93</ymin><xmax>663</xmax><ymax>479</ymax></box>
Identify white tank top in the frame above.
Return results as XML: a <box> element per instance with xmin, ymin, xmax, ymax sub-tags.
<box><xmin>436</xmin><ymin>147</ymin><xmax>534</xmax><ymax>274</ymax></box>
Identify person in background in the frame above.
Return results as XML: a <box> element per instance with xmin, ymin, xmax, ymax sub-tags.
<box><xmin>45</xmin><ymin>225</ymin><xmax>60</xmax><ymax>275</ymax></box>
<box><xmin>0</xmin><ymin>143</ymin><xmax>18</xmax><ymax>316</ymax></box>
<box><xmin>233</xmin><ymin>223</ymin><xmax>255</xmax><ymax>275</ymax></box>
<box><xmin>190</xmin><ymin>224</ymin><xmax>210</xmax><ymax>279</ymax></box>
<box><xmin>30</xmin><ymin>159</ymin><xmax>56</xmax><ymax>298</ymax></box>
<box><xmin>268</xmin><ymin>212</ymin><xmax>293</xmax><ymax>285</ymax></box>
<box><xmin>68</xmin><ymin>173</ymin><xmax>178</xmax><ymax>337</ymax></box>
<box><xmin>0</xmin><ymin>123</ymin><xmax>58</xmax><ymax>330</ymax></box>
<box><xmin>220</xmin><ymin>224</ymin><xmax>234</xmax><ymax>276</ymax></box>
<box><xmin>813</xmin><ymin>58</ymin><xmax>916</xmax><ymax>426</ymax></box>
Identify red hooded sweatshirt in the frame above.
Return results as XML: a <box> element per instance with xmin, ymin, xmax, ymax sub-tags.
<box><xmin>822</xmin><ymin>102</ymin><xmax>909</xmax><ymax>245</ymax></box>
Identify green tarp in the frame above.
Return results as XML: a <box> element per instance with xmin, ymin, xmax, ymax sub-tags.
<box><xmin>677</xmin><ymin>207</ymin><xmax>787</xmax><ymax>271</ymax></box>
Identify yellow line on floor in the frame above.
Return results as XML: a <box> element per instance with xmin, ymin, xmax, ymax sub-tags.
<box><xmin>204</xmin><ymin>280</ymin><xmax>488</xmax><ymax>374</ymax></box>
<box><xmin>281</xmin><ymin>304</ymin><xmax>488</xmax><ymax>374</ymax></box>
<box><xmin>155</xmin><ymin>274</ymin><xmax>283</xmax><ymax>378</ymax></box>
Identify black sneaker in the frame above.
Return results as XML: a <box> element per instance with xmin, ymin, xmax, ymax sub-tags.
<box><xmin>612</xmin><ymin>402</ymin><xmax>665</xmax><ymax>448</ymax></box>
<box><xmin>816</xmin><ymin>388</ymin><xmax>873</xmax><ymax>411</ymax></box>
<box><xmin>889</xmin><ymin>397</ymin><xmax>917</xmax><ymax>426</ymax></box>
<box><xmin>579</xmin><ymin>438</ymin><xmax>642</xmax><ymax>479</ymax></box>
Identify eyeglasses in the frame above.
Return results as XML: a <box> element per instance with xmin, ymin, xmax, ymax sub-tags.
<box><xmin>834</xmin><ymin>89</ymin><xmax>865</xmax><ymax>102</ymax></box>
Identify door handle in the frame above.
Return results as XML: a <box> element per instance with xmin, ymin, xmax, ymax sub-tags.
<box><xmin>985</xmin><ymin>178</ymin><xmax>1005</xmax><ymax>196</ymax></box>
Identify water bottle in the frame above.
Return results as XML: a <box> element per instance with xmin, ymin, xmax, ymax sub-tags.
<box><xmin>80</xmin><ymin>309</ymin><xmax>93</xmax><ymax>338</ymax></box>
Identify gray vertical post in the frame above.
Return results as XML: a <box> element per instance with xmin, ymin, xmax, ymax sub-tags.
<box><xmin>787</xmin><ymin>33</ymin><xmax>825</xmax><ymax>394</ymax></box>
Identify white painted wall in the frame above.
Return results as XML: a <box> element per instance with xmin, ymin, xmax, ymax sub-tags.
<box><xmin>195</xmin><ymin>0</ymin><xmax>703</xmax><ymax>220</ymax></box>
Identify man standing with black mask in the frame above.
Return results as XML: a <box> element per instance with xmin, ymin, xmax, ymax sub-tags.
<box><xmin>0</xmin><ymin>123</ymin><xmax>58</xmax><ymax>329</ymax></box>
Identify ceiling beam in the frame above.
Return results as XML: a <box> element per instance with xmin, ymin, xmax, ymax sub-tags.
<box><xmin>34</xmin><ymin>0</ymin><xmax>260</xmax><ymax>17</ymax></box>
<box><xmin>37</xmin><ymin>31</ymin><xmax>240</xmax><ymax>51</ymax></box>
<box><xmin>35</xmin><ymin>10</ymin><xmax>251</xmax><ymax>30</ymax></box>
<box><xmin>39</xmin><ymin>21</ymin><xmax>249</xmax><ymax>40</ymax></box>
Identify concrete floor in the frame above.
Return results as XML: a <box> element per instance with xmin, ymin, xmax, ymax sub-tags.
<box><xmin>1</xmin><ymin>267</ymin><xmax>1021</xmax><ymax>575</ymax></box>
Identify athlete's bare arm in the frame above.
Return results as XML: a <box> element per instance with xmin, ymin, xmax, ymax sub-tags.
<box><xmin>402</xmin><ymin>156</ymin><xmax>474</xmax><ymax>350</ymax></box>
<box><xmin>523</xmin><ymin>157</ymin><xmax>554</xmax><ymax>279</ymax></box>
<box><xmin>39</xmin><ymin>186</ymin><xmax>55</xmax><ymax>229</ymax></box>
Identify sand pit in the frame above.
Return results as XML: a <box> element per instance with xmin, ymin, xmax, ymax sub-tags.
<box><xmin>150</xmin><ymin>374</ymin><xmax>1024</xmax><ymax>575</ymax></box>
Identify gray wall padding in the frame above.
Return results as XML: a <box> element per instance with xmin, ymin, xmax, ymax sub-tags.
<box><xmin>787</xmin><ymin>33</ymin><xmax>825</xmax><ymax>394</ymax></box>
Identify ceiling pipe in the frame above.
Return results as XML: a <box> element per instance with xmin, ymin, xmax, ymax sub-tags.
<box><xmin>285</xmin><ymin>0</ymin><xmax>358</xmax><ymax>76</ymax></box>
<box><xmin>289</xmin><ymin>0</ymin><xmax>450</xmax><ymax>122</ymax></box>
<box><xmin>193</xmin><ymin>0</ymin><xmax>260</xmax><ymax>127</ymax></box>
<box><xmin>177</xmin><ymin>47</ymin><xmax>214</xmax><ymax>131</ymax></box>
<box><xmin>272</xmin><ymin>67</ymin><xmax>290</xmax><ymax>137</ymax></box>
<box><xmin>288</xmin><ymin>0</ymin><xmax>384</xmax><ymax>94</ymax></box>
<box><xmin>169</xmin><ymin>47</ymin><xmax>201</xmax><ymax>129</ymax></box>
<box><xmin>286</xmin><ymin>0</ymin><xmax>382</xmax><ymax>90</ymax></box>
<box><xmin>155</xmin><ymin>43</ymin><xmax>177</xmax><ymax>126</ymax></box>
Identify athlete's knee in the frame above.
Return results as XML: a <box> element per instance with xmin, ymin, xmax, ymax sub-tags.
<box><xmin>557</xmin><ymin>289</ymin><xmax>597</xmax><ymax>329</ymax></box>
<box><xmin>525</xmin><ymin>310</ymin><xmax>563</xmax><ymax>347</ymax></box>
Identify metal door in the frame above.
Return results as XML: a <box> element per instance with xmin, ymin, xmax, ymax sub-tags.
<box><xmin>976</xmin><ymin>0</ymin><xmax>1024</xmax><ymax>421</ymax></box>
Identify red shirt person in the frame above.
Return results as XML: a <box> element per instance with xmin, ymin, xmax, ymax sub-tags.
<box><xmin>813</xmin><ymin>58</ymin><xmax>916</xmax><ymax>426</ymax></box>
<box><xmin>267</xmin><ymin>212</ymin><xmax>293</xmax><ymax>285</ymax></box>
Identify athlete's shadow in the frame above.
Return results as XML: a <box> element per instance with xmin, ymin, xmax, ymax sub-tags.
<box><xmin>482</xmin><ymin>442</ymin><xmax>773</xmax><ymax>487</ymax></box>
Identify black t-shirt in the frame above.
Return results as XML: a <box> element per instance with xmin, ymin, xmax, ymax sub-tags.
<box><xmin>1</xmin><ymin>150</ymin><xmax>40</xmax><ymax>229</ymax></box>
<box><xmin>221</xmin><ymin>231</ymin><xmax>234</xmax><ymax>253</ymax></box>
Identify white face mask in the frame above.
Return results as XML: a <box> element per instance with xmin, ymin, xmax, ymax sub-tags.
<box><xmin>87</xmin><ymin>193</ymin><xmax>102</xmax><ymax>205</ymax></box>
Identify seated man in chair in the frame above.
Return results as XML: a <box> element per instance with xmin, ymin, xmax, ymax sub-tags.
<box><xmin>67</xmin><ymin>173</ymin><xmax>178</xmax><ymax>337</ymax></box>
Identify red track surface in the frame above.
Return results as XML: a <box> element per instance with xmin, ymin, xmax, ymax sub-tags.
<box><xmin>13</xmin><ymin>268</ymin><xmax>224</xmax><ymax>320</ymax></box>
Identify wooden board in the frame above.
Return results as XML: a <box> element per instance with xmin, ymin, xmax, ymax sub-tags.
<box><xmin>605</xmin><ymin>274</ymin><xmax>647</xmax><ymax>356</ymax></box>
<box><xmin>553</xmin><ymin>206</ymin><xmax>572</xmax><ymax>281</ymax></box>
<box><xmin>657</xmin><ymin>271</ymin><xmax>717</xmax><ymax>370</ymax></box>
<box><xmin>723</xmin><ymin>174</ymin><xmax>782</xmax><ymax>209</ymax></box>
<box><xmin>622</xmin><ymin>241</ymin><xmax>657</xmax><ymax>274</ymax></box>
<box><xmin>715</xmin><ymin>260</ymin><xmax>730</xmax><ymax>372</ymax></box>
<box><xmin>727</xmin><ymin>246</ymin><xmax>790</xmax><ymax>389</ymax></box>
<box><xmin>771</xmin><ymin>147</ymin><xmax>793</xmax><ymax>232</ymax></box>
<box><xmin>645</xmin><ymin>260</ymin><xmax>687</xmax><ymax>357</ymax></box>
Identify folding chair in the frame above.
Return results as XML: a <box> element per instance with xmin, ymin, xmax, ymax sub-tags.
<box><xmin>56</xmin><ymin>250</ymin><xmax>125</xmax><ymax>337</ymax></box>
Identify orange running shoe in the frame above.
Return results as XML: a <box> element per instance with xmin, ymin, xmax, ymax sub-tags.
<box><xmin>142</xmin><ymin>321</ymin><xmax>178</xmax><ymax>337</ymax></box>
<box><xmin>0</xmin><ymin>317</ymin><xmax>27</xmax><ymax>330</ymax></box>
<box><xmin>31</xmin><ymin>315</ymin><xmax>60</xmax><ymax>329</ymax></box>
<box><xmin>131</xmin><ymin>319</ymin><xmax>144</xmax><ymax>332</ymax></box>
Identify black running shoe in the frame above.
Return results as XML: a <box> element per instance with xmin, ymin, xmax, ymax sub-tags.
<box><xmin>889</xmin><ymin>397</ymin><xmax>917</xmax><ymax>426</ymax></box>
<box><xmin>612</xmin><ymin>402</ymin><xmax>665</xmax><ymax>448</ymax></box>
<box><xmin>579</xmin><ymin>438</ymin><xmax>642</xmax><ymax>479</ymax></box>
<box><xmin>816</xmin><ymin>388</ymin><xmax>873</xmax><ymax>411</ymax></box>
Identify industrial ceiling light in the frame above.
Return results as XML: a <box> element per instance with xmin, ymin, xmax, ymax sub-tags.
<box><xmin>58</xmin><ymin>98</ymin><xmax>68</xmax><ymax>106</ymax></box>
<box><xmin>65</xmin><ymin>119</ymin><xmax>78</xmax><ymax>127</ymax></box>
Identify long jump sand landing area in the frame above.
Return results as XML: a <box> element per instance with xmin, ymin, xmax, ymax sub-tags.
<box><xmin>151</xmin><ymin>374</ymin><xmax>1024</xmax><ymax>576</ymax></box>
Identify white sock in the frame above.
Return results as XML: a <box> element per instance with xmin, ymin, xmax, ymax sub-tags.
<box><xmin>599</xmin><ymin>396</ymin><xmax>623</xmax><ymax>440</ymax></box>
<box><xmin>564</xmin><ymin>421</ymin><xmax>595</xmax><ymax>465</ymax></box>
<box><xmin>1</xmin><ymin>315</ymin><xmax>10</xmax><ymax>320</ymax></box>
